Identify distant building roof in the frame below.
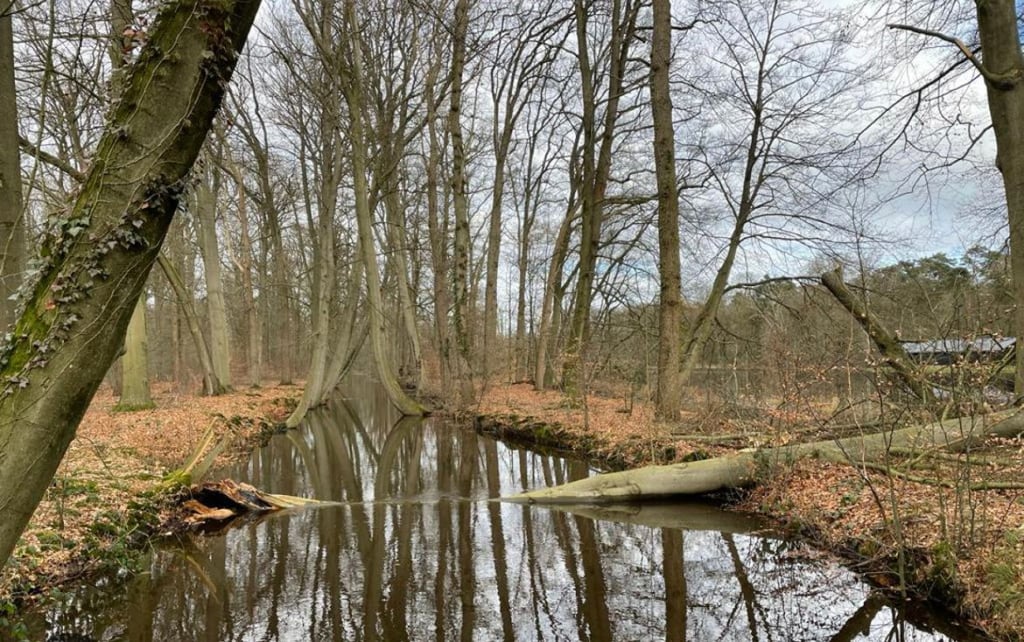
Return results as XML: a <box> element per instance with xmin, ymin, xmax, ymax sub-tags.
<box><xmin>901</xmin><ymin>336</ymin><xmax>1016</xmax><ymax>356</ymax></box>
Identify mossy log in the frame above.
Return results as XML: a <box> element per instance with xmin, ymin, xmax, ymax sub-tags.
<box><xmin>507</xmin><ymin>410</ymin><xmax>1024</xmax><ymax>503</ymax></box>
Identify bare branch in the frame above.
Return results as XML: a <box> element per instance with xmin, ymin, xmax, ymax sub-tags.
<box><xmin>18</xmin><ymin>135</ymin><xmax>85</xmax><ymax>182</ymax></box>
<box><xmin>888</xmin><ymin>23</ymin><xmax>1021</xmax><ymax>90</ymax></box>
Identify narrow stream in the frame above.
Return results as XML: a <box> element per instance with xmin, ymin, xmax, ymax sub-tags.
<box><xmin>24</xmin><ymin>384</ymin><xmax>983</xmax><ymax>641</ymax></box>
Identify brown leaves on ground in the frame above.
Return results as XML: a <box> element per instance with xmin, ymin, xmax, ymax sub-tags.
<box><xmin>0</xmin><ymin>382</ymin><xmax>301</xmax><ymax>603</ymax></box>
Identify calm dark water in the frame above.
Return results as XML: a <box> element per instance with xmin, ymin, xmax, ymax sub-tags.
<box><xmin>20</xmin><ymin>383</ymin><xmax>982</xmax><ymax>641</ymax></box>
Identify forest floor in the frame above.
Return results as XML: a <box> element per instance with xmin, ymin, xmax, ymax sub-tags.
<box><xmin>0</xmin><ymin>382</ymin><xmax>301</xmax><ymax>606</ymax></box>
<box><xmin>475</xmin><ymin>382</ymin><xmax>1024</xmax><ymax>641</ymax></box>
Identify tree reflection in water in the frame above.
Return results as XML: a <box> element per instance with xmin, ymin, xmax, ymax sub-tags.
<box><xmin>26</xmin><ymin>384</ymin><xmax>985</xmax><ymax>641</ymax></box>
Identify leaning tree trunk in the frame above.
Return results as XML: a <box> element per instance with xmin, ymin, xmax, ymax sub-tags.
<box><xmin>157</xmin><ymin>255</ymin><xmax>224</xmax><ymax>395</ymax></box>
<box><xmin>345</xmin><ymin>0</ymin><xmax>424</xmax><ymax>416</ymax></box>
<box><xmin>0</xmin><ymin>0</ymin><xmax>260</xmax><ymax>569</ymax></box>
<box><xmin>821</xmin><ymin>267</ymin><xmax>937</xmax><ymax>404</ymax></box>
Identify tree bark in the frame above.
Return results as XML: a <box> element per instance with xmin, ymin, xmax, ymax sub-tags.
<box><xmin>195</xmin><ymin>164</ymin><xmax>232</xmax><ymax>391</ymax></box>
<box><xmin>821</xmin><ymin>267</ymin><xmax>937</xmax><ymax>404</ymax></box>
<box><xmin>0</xmin><ymin>10</ymin><xmax>25</xmax><ymax>329</ymax></box>
<box><xmin>973</xmin><ymin>0</ymin><xmax>1024</xmax><ymax>397</ymax></box>
<box><xmin>561</xmin><ymin>0</ymin><xmax>637</xmax><ymax>398</ymax></box>
<box><xmin>117</xmin><ymin>293</ymin><xmax>153</xmax><ymax>409</ymax></box>
<box><xmin>534</xmin><ymin>206</ymin><xmax>573</xmax><ymax>391</ymax></box>
<box><xmin>448</xmin><ymin>0</ymin><xmax>474</xmax><ymax>401</ymax></box>
<box><xmin>650</xmin><ymin>0</ymin><xmax>683</xmax><ymax>421</ymax></box>
<box><xmin>0</xmin><ymin>0</ymin><xmax>260</xmax><ymax>568</ymax></box>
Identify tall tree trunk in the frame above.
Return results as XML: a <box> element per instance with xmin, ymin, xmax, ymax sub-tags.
<box><xmin>227</xmin><ymin>156</ymin><xmax>261</xmax><ymax>387</ymax></box>
<box><xmin>195</xmin><ymin>166</ymin><xmax>233</xmax><ymax>390</ymax></box>
<box><xmin>118</xmin><ymin>293</ymin><xmax>154</xmax><ymax>409</ymax></box>
<box><xmin>974</xmin><ymin>0</ymin><xmax>1024</xmax><ymax>398</ymax></box>
<box><xmin>650</xmin><ymin>0</ymin><xmax>683</xmax><ymax>421</ymax></box>
<box><xmin>0</xmin><ymin>0</ymin><xmax>260</xmax><ymax>569</ymax></box>
<box><xmin>0</xmin><ymin>10</ymin><xmax>25</xmax><ymax>329</ymax></box>
<box><xmin>449</xmin><ymin>0</ymin><xmax>474</xmax><ymax>402</ymax></box>
<box><xmin>383</xmin><ymin>186</ymin><xmax>423</xmax><ymax>388</ymax></box>
<box><xmin>286</xmin><ymin>123</ymin><xmax>340</xmax><ymax>427</ymax></box>
<box><xmin>535</xmin><ymin>207</ymin><xmax>573</xmax><ymax>391</ymax></box>
<box><xmin>562</xmin><ymin>0</ymin><xmax>636</xmax><ymax>398</ymax></box>
<box><xmin>345</xmin><ymin>0</ymin><xmax>424</xmax><ymax>416</ymax></box>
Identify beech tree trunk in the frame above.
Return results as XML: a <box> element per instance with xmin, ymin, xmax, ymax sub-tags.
<box><xmin>0</xmin><ymin>11</ymin><xmax>24</xmax><ymax>328</ymax></box>
<box><xmin>561</xmin><ymin>0</ymin><xmax>637</xmax><ymax>398</ymax></box>
<box><xmin>650</xmin><ymin>0</ymin><xmax>683</xmax><ymax>421</ymax></box>
<box><xmin>195</xmin><ymin>167</ymin><xmax>232</xmax><ymax>391</ymax></box>
<box><xmin>0</xmin><ymin>0</ymin><xmax>260</xmax><ymax>569</ymax></box>
<box><xmin>448</xmin><ymin>0</ymin><xmax>474</xmax><ymax>402</ymax></box>
<box><xmin>344</xmin><ymin>0</ymin><xmax>424</xmax><ymax>416</ymax></box>
<box><xmin>973</xmin><ymin>0</ymin><xmax>1024</xmax><ymax>397</ymax></box>
<box><xmin>117</xmin><ymin>294</ymin><xmax>153</xmax><ymax>409</ymax></box>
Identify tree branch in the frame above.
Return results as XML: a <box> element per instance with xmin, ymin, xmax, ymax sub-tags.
<box><xmin>888</xmin><ymin>23</ymin><xmax>1021</xmax><ymax>90</ymax></box>
<box><xmin>18</xmin><ymin>135</ymin><xmax>85</xmax><ymax>182</ymax></box>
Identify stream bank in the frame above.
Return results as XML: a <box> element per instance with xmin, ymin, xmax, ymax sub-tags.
<box><xmin>473</xmin><ymin>383</ymin><xmax>1024</xmax><ymax>641</ymax></box>
<box><xmin>0</xmin><ymin>382</ymin><xmax>301</xmax><ymax>613</ymax></box>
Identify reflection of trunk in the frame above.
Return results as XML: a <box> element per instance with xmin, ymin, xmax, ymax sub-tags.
<box><xmin>651</xmin><ymin>0</ymin><xmax>683</xmax><ymax>420</ymax></box>
<box><xmin>662</xmin><ymin>529</ymin><xmax>687</xmax><ymax>642</ymax></box>
<box><xmin>158</xmin><ymin>255</ymin><xmax>224</xmax><ymax>395</ymax></box>
<box><xmin>821</xmin><ymin>267</ymin><xmax>936</xmax><ymax>404</ymax></box>
<box><xmin>382</xmin><ymin>419</ymin><xmax>422</xmax><ymax>640</ymax></box>
<box><xmin>576</xmin><ymin>515</ymin><xmax>613</xmax><ymax>640</ymax></box>
<box><xmin>827</xmin><ymin>592</ymin><xmax>885</xmax><ymax>642</ymax></box>
<box><xmin>457</xmin><ymin>430</ymin><xmax>478</xmax><ymax>642</ymax></box>
<box><xmin>724</xmin><ymin>533</ymin><xmax>760</xmax><ymax>642</ymax></box>
<box><xmin>484</xmin><ymin>440</ymin><xmax>515</xmax><ymax>641</ymax></box>
<box><xmin>0</xmin><ymin>13</ymin><xmax>24</xmax><ymax>328</ymax></box>
<box><xmin>118</xmin><ymin>294</ymin><xmax>153</xmax><ymax>409</ymax></box>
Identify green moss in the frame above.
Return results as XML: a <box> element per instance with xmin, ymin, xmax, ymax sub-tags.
<box><xmin>112</xmin><ymin>401</ymin><xmax>157</xmax><ymax>413</ymax></box>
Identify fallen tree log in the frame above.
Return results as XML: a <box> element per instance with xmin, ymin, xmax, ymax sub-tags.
<box><xmin>505</xmin><ymin>410</ymin><xmax>1024</xmax><ymax>504</ymax></box>
<box><xmin>180</xmin><ymin>479</ymin><xmax>332</xmax><ymax>528</ymax></box>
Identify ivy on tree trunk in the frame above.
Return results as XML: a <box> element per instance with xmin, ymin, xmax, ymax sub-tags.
<box><xmin>0</xmin><ymin>0</ymin><xmax>261</xmax><ymax>569</ymax></box>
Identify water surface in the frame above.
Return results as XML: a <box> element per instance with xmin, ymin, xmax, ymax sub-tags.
<box><xmin>25</xmin><ymin>384</ymin><xmax>982</xmax><ymax>641</ymax></box>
